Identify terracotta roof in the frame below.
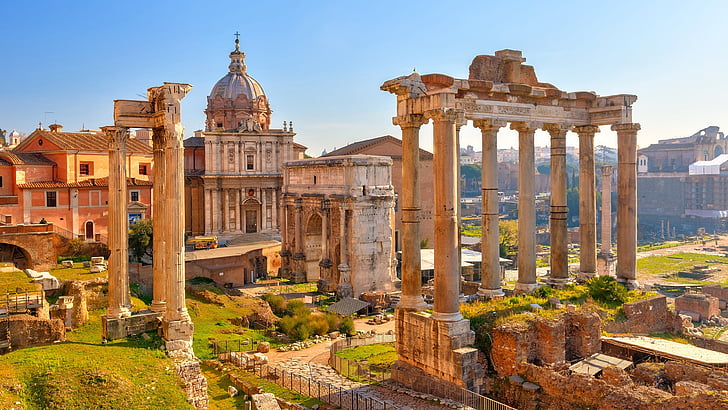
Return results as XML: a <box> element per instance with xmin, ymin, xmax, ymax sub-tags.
<box><xmin>0</xmin><ymin>151</ymin><xmax>55</xmax><ymax>166</ymax></box>
<box><xmin>293</xmin><ymin>142</ymin><xmax>308</xmax><ymax>150</ymax></box>
<box><xmin>18</xmin><ymin>129</ymin><xmax>152</xmax><ymax>154</ymax></box>
<box><xmin>17</xmin><ymin>177</ymin><xmax>152</xmax><ymax>189</ymax></box>
<box><xmin>324</xmin><ymin>135</ymin><xmax>433</xmax><ymax>159</ymax></box>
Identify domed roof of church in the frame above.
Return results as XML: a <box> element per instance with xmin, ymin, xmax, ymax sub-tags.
<box><xmin>209</xmin><ymin>39</ymin><xmax>266</xmax><ymax>102</ymax></box>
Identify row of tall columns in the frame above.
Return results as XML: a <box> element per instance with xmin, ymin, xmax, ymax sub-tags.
<box><xmin>103</xmin><ymin>126</ymin><xmax>132</xmax><ymax>319</ymax></box>
<box><xmin>205</xmin><ymin>140</ymin><xmax>279</xmax><ymax>174</ymax></box>
<box><xmin>394</xmin><ymin>114</ymin><xmax>428</xmax><ymax>311</ymax></box>
<box><xmin>474</xmin><ymin>119</ymin><xmax>506</xmax><ymax>297</ymax></box>
<box><xmin>430</xmin><ymin>108</ymin><xmax>462</xmax><ymax>321</ymax></box>
<box><xmin>513</xmin><ymin>122</ymin><xmax>538</xmax><ymax>292</ymax></box>
<box><xmin>203</xmin><ymin>188</ymin><xmax>279</xmax><ymax>234</ymax></box>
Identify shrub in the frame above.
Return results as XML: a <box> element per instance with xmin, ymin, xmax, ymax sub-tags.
<box><xmin>310</xmin><ymin>316</ymin><xmax>330</xmax><ymax>336</ymax></box>
<box><xmin>261</xmin><ymin>293</ymin><xmax>286</xmax><ymax>316</ymax></box>
<box><xmin>339</xmin><ymin>317</ymin><xmax>355</xmax><ymax>336</ymax></box>
<box><xmin>285</xmin><ymin>300</ymin><xmax>309</xmax><ymax>317</ymax></box>
<box><xmin>586</xmin><ymin>276</ymin><xmax>628</xmax><ymax>304</ymax></box>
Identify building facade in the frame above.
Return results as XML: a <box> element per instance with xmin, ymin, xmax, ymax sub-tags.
<box><xmin>0</xmin><ymin>124</ymin><xmax>153</xmax><ymax>240</ymax></box>
<box><xmin>281</xmin><ymin>155</ymin><xmax>397</xmax><ymax>297</ymax></box>
<box><xmin>184</xmin><ymin>39</ymin><xmax>306</xmax><ymax>237</ymax></box>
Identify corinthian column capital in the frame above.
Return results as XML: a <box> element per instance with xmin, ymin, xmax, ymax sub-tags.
<box><xmin>611</xmin><ymin>123</ymin><xmax>641</xmax><ymax>133</ymax></box>
<box><xmin>510</xmin><ymin>121</ymin><xmax>542</xmax><ymax>133</ymax></box>
<box><xmin>573</xmin><ymin>124</ymin><xmax>601</xmax><ymax>136</ymax></box>
<box><xmin>101</xmin><ymin>126</ymin><xmax>129</xmax><ymax>147</ymax></box>
<box><xmin>425</xmin><ymin>108</ymin><xmax>460</xmax><ymax>123</ymax></box>
<box><xmin>393</xmin><ymin>114</ymin><xmax>426</xmax><ymax>128</ymax></box>
<box><xmin>543</xmin><ymin>123</ymin><xmax>571</xmax><ymax>138</ymax></box>
<box><xmin>473</xmin><ymin>118</ymin><xmax>507</xmax><ymax>132</ymax></box>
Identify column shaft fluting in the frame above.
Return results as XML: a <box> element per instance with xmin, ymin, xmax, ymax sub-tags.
<box><xmin>104</xmin><ymin>126</ymin><xmax>131</xmax><ymax>319</ymax></box>
<box><xmin>431</xmin><ymin>109</ymin><xmax>462</xmax><ymax>321</ymax></box>
<box><xmin>151</xmin><ymin>131</ymin><xmax>167</xmax><ymax>313</ymax></box>
<box><xmin>547</xmin><ymin>124</ymin><xmax>569</xmax><ymax>283</ymax></box>
<box><xmin>395</xmin><ymin>115</ymin><xmax>427</xmax><ymax>310</ymax></box>
<box><xmin>474</xmin><ymin>120</ymin><xmax>505</xmax><ymax>296</ymax></box>
<box><xmin>614</xmin><ymin>123</ymin><xmax>640</xmax><ymax>286</ymax></box>
<box><xmin>577</xmin><ymin>126</ymin><xmax>598</xmax><ymax>276</ymax></box>
<box><xmin>513</xmin><ymin>122</ymin><xmax>538</xmax><ymax>291</ymax></box>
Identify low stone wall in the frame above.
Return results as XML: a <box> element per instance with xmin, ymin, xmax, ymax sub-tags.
<box><xmin>604</xmin><ymin>295</ymin><xmax>682</xmax><ymax>335</ymax></box>
<box><xmin>174</xmin><ymin>359</ymin><xmax>208</xmax><ymax>409</ymax></box>
<box><xmin>8</xmin><ymin>314</ymin><xmax>65</xmax><ymax>349</ymax></box>
<box><xmin>565</xmin><ymin>310</ymin><xmax>601</xmax><ymax>361</ymax></box>
<box><xmin>689</xmin><ymin>335</ymin><xmax>728</xmax><ymax>354</ymax></box>
<box><xmin>674</xmin><ymin>293</ymin><xmax>720</xmax><ymax>321</ymax></box>
<box><xmin>702</xmin><ymin>284</ymin><xmax>728</xmax><ymax>301</ymax></box>
<box><xmin>64</xmin><ymin>278</ymin><xmax>108</xmax><ymax>328</ymax></box>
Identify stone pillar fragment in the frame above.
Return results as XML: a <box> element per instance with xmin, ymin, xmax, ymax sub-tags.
<box><xmin>473</xmin><ymin>119</ymin><xmax>506</xmax><ymax>297</ymax></box>
<box><xmin>337</xmin><ymin>205</ymin><xmax>353</xmax><ymax>297</ymax></box>
<box><xmin>291</xmin><ymin>197</ymin><xmax>306</xmax><ymax>283</ymax></box>
<box><xmin>429</xmin><ymin>108</ymin><xmax>462</xmax><ymax>321</ymax></box>
<box><xmin>103</xmin><ymin>126</ymin><xmax>131</xmax><ymax>319</ymax></box>
<box><xmin>576</xmin><ymin>125</ymin><xmax>599</xmax><ymax>279</ymax></box>
<box><xmin>613</xmin><ymin>123</ymin><xmax>640</xmax><ymax>288</ymax></box>
<box><xmin>546</xmin><ymin>124</ymin><xmax>570</xmax><ymax>285</ymax></box>
<box><xmin>393</xmin><ymin>114</ymin><xmax>427</xmax><ymax>311</ymax></box>
<box><xmin>598</xmin><ymin>165</ymin><xmax>616</xmax><ymax>276</ymax></box>
<box><xmin>513</xmin><ymin>121</ymin><xmax>540</xmax><ymax>293</ymax></box>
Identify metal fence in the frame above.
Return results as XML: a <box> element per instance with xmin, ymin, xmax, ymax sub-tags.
<box><xmin>228</xmin><ymin>357</ymin><xmax>390</xmax><ymax>410</ymax></box>
<box><xmin>211</xmin><ymin>338</ymin><xmax>261</xmax><ymax>355</ymax></box>
<box><xmin>329</xmin><ymin>334</ymin><xmax>396</xmax><ymax>383</ymax></box>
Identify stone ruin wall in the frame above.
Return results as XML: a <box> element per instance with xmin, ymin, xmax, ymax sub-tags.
<box><xmin>174</xmin><ymin>359</ymin><xmax>209</xmax><ymax>409</ymax></box>
<box><xmin>8</xmin><ymin>314</ymin><xmax>65</xmax><ymax>350</ymax></box>
<box><xmin>603</xmin><ymin>295</ymin><xmax>683</xmax><ymax>335</ymax></box>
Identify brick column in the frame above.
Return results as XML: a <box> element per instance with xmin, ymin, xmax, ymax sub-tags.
<box><xmin>473</xmin><ymin>119</ymin><xmax>506</xmax><ymax>297</ymax></box>
<box><xmin>613</xmin><ymin>123</ymin><xmax>641</xmax><ymax>288</ymax></box>
<box><xmin>393</xmin><ymin>114</ymin><xmax>427</xmax><ymax>311</ymax></box>
<box><xmin>429</xmin><ymin>108</ymin><xmax>462</xmax><ymax>321</ymax></box>
<box><xmin>103</xmin><ymin>126</ymin><xmax>131</xmax><ymax>319</ymax></box>
<box><xmin>546</xmin><ymin>124</ymin><xmax>570</xmax><ymax>285</ymax></box>
<box><xmin>576</xmin><ymin>125</ymin><xmax>599</xmax><ymax>279</ymax></box>
<box><xmin>512</xmin><ymin>121</ymin><xmax>540</xmax><ymax>293</ymax></box>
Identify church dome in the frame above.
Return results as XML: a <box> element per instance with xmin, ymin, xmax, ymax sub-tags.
<box><xmin>205</xmin><ymin>38</ymin><xmax>272</xmax><ymax>132</ymax></box>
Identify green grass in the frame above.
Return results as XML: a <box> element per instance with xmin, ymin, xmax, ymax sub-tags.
<box><xmin>636</xmin><ymin>241</ymin><xmax>696</xmax><ymax>252</ymax></box>
<box><xmin>649</xmin><ymin>332</ymin><xmax>690</xmax><ymax>344</ymax></box>
<box><xmin>335</xmin><ymin>343</ymin><xmax>397</xmax><ymax>367</ymax></box>
<box><xmin>50</xmin><ymin>263</ymin><xmax>108</xmax><ymax>281</ymax></box>
<box><xmin>201</xmin><ymin>363</ymin><xmax>250</xmax><ymax>410</ymax></box>
<box><xmin>0</xmin><ymin>306</ymin><xmax>191</xmax><ymax>409</ymax></box>
<box><xmin>0</xmin><ymin>269</ymin><xmax>39</xmax><ymax>293</ymax></box>
<box><xmin>226</xmin><ymin>369</ymin><xmax>324</xmax><ymax>407</ymax></box>
<box><xmin>636</xmin><ymin>252</ymin><xmax>728</xmax><ymax>278</ymax></box>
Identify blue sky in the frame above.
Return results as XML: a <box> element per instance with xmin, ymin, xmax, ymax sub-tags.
<box><xmin>1</xmin><ymin>1</ymin><xmax>727</xmax><ymax>156</ymax></box>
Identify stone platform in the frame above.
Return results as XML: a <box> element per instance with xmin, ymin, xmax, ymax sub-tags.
<box><xmin>101</xmin><ymin>310</ymin><xmax>162</xmax><ymax>341</ymax></box>
<box><xmin>394</xmin><ymin>308</ymin><xmax>484</xmax><ymax>392</ymax></box>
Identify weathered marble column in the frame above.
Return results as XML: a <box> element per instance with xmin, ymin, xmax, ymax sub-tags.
<box><xmin>546</xmin><ymin>124</ymin><xmax>570</xmax><ymax>285</ymax></box>
<box><xmin>513</xmin><ymin>121</ymin><xmax>540</xmax><ymax>292</ymax></box>
<box><xmin>430</xmin><ymin>108</ymin><xmax>462</xmax><ymax>321</ymax></box>
<box><xmin>235</xmin><ymin>189</ymin><xmax>241</xmax><ymax>232</ymax></box>
<box><xmin>203</xmin><ymin>189</ymin><xmax>212</xmax><ymax>235</ymax></box>
<box><xmin>393</xmin><ymin>114</ymin><xmax>427</xmax><ymax>311</ymax></box>
<box><xmin>576</xmin><ymin>125</ymin><xmax>599</xmax><ymax>279</ymax></box>
<box><xmin>337</xmin><ymin>205</ymin><xmax>353</xmax><ymax>297</ymax></box>
<box><xmin>473</xmin><ymin>119</ymin><xmax>506</xmax><ymax>297</ymax></box>
<box><xmin>600</xmin><ymin>165</ymin><xmax>613</xmax><ymax>255</ymax></box>
<box><xmin>292</xmin><ymin>197</ymin><xmax>306</xmax><ymax>281</ymax></box>
<box><xmin>613</xmin><ymin>123</ymin><xmax>641</xmax><ymax>288</ymax></box>
<box><xmin>103</xmin><ymin>126</ymin><xmax>132</xmax><ymax>319</ymax></box>
<box><xmin>222</xmin><ymin>189</ymin><xmax>229</xmax><ymax>232</ymax></box>
<box><xmin>319</xmin><ymin>199</ymin><xmax>333</xmax><ymax>287</ymax></box>
<box><xmin>150</xmin><ymin>129</ymin><xmax>167</xmax><ymax>313</ymax></box>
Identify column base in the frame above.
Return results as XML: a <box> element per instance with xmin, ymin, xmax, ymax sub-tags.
<box><xmin>102</xmin><ymin>310</ymin><xmax>163</xmax><ymax>341</ymax></box>
<box><xmin>397</xmin><ymin>294</ymin><xmax>428</xmax><ymax>311</ymax></box>
<box><xmin>477</xmin><ymin>287</ymin><xmax>505</xmax><ymax>298</ymax></box>
<box><xmin>545</xmin><ymin>277</ymin><xmax>572</xmax><ymax>288</ymax></box>
<box><xmin>513</xmin><ymin>282</ymin><xmax>540</xmax><ymax>294</ymax></box>
<box><xmin>431</xmin><ymin>311</ymin><xmax>463</xmax><ymax>322</ymax></box>
<box><xmin>162</xmin><ymin>318</ymin><xmax>195</xmax><ymax>358</ymax></box>
<box><xmin>106</xmin><ymin>306</ymin><xmax>132</xmax><ymax>319</ymax></box>
<box><xmin>616</xmin><ymin>277</ymin><xmax>640</xmax><ymax>290</ymax></box>
<box><xmin>150</xmin><ymin>302</ymin><xmax>166</xmax><ymax>313</ymax></box>
<box><xmin>577</xmin><ymin>271</ymin><xmax>597</xmax><ymax>281</ymax></box>
<box><xmin>597</xmin><ymin>253</ymin><xmax>616</xmax><ymax>277</ymax></box>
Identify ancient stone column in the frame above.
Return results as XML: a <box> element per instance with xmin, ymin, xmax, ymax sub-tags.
<box><xmin>103</xmin><ymin>126</ymin><xmax>132</xmax><ymax>319</ymax></box>
<box><xmin>513</xmin><ymin>122</ymin><xmax>540</xmax><ymax>292</ymax></box>
<box><xmin>337</xmin><ymin>205</ymin><xmax>353</xmax><ymax>297</ymax></box>
<box><xmin>292</xmin><ymin>197</ymin><xmax>305</xmax><ymax>281</ymax></box>
<box><xmin>319</xmin><ymin>199</ymin><xmax>333</xmax><ymax>290</ymax></box>
<box><xmin>235</xmin><ymin>189</ymin><xmax>241</xmax><ymax>231</ymax></box>
<box><xmin>576</xmin><ymin>125</ymin><xmax>599</xmax><ymax>279</ymax></box>
<box><xmin>393</xmin><ymin>114</ymin><xmax>427</xmax><ymax>311</ymax></box>
<box><xmin>150</xmin><ymin>129</ymin><xmax>167</xmax><ymax>313</ymax></box>
<box><xmin>473</xmin><ymin>119</ymin><xmax>506</xmax><ymax>297</ymax></box>
<box><xmin>600</xmin><ymin>165</ymin><xmax>614</xmax><ymax>255</ymax></box>
<box><xmin>430</xmin><ymin>108</ymin><xmax>462</xmax><ymax>321</ymax></box>
<box><xmin>222</xmin><ymin>189</ymin><xmax>229</xmax><ymax>232</ymax></box>
<box><xmin>546</xmin><ymin>124</ymin><xmax>570</xmax><ymax>285</ymax></box>
<box><xmin>613</xmin><ymin>123</ymin><xmax>641</xmax><ymax>288</ymax></box>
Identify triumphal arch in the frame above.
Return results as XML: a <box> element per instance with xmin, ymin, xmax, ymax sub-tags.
<box><xmin>382</xmin><ymin>49</ymin><xmax>639</xmax><ymax>391</ymax></box>
<box><xmin>101</xmin><ymin>82</ymin><xmax>196</xmax><ymax>357</ymax></box>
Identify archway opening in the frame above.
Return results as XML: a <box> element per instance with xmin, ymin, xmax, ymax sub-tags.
<box><xmin>0</xmin><ymin>243</ymin><xmax>31</xmax><ymax>270</ymax></box>
<box><xmin>305</xmin><ymin>214</ymin><xmax>322</xmax><ymax>281</ymax></box>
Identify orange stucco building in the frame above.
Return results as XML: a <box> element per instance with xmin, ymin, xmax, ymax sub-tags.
<box><xmin>0</xmin><ymin>124</ymin><xmax>154</xmax><ymax>240</ymax></box>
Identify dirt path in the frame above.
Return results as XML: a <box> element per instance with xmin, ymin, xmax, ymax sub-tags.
<box><xmin>635</xmin><ymin>235</ymin><xmax>728</xmax><ymax>287</ymax></box>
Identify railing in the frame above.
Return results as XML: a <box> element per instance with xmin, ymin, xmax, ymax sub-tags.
<box><xmin>233</xmin><ymin>358</ymin><xmax>389</xmax><ymax>410</ymax></box>
<box><xmin>1</xmin><ymin>290</ymin><xmax>44</xmax><ymax>313</ymax></box>
<box><xmin>211</xmin><ymin>338</ymin><xmax>261</xmax><ymax>355</ymax></box>
<box><xmin>329</xmin><ymin>334</ymin><xmax>396</xmax><ymax>383</ymax></box>
<box><xmin>51</xmin><ymin>224</ymin><xmax>79</xmax><ymax>240</ymax></box>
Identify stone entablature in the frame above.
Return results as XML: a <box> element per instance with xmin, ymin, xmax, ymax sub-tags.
<box><xmin>281</xmin><ymin>155</ymin><xmax>397</xmax><ymax>297</ymax></box>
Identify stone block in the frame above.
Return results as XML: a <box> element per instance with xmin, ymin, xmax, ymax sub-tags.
<box><xmin>23</xmin><ymin>269</ymin><xmax>42</xmax><ymax>278</ymax></box>
<box><xmin>102</xmin><ymin>311</ymin><xmax>162</xmax><ymax>340</ymax></box>
<box><xmin>252</xmin><ymin>392</ymin><xmax>281</xmax><ymax>410</ymax></box>
<box><xmin>679</xmin><ymin>310</ymin><xmax>701</xmax><ymax>322</ymax></box>
<box><xmin>227</xmin><ymin>385</ymin><xmax>238</xmax><ymax>397</ymax></box>
<box><xmin>89</xmin><ymin>265</ymin><xmax>106</xmax><ymax>273</ymax></box>
<box><xmin>91</xmin><ymin>256</ymin><xmax>105</xmax><ymax>266</ymax></box>
<box><xmin>675</xmin><ymin>293</ymin><xmax>720</xmax><ymax>321</ymax></box>
<box><xmin>675</xmin><ymin>380</ymin><xmax>716</xmax><ymax>396</ymax></box>
<box><xmin>509</xmin><ymin>375</ymin><xmax>525</xmax><ymax>385</ymax></box>
<box><xmin>61</xmin><ymin>260</ymin><xmax>74</xmax><ymax>268</ymax></box>
<box><xmin>522</xmin><ymin>382</ymin><xmax>540</xmax><ymax>392</ymax></box>
<box><xmin>257</xmin><ymin>341</ymin><xmax>270</xmax><ymax>353</ymax></box>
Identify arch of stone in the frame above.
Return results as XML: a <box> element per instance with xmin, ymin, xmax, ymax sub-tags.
<box><xmin>101</xmin><ymin>82</ymin><xmax>196</xmax><ymax>358</ymax></box>
<box><xmin>381</xmin><ymin>49</ymin><xmax>639</xmax><ymax>392</ymax></box>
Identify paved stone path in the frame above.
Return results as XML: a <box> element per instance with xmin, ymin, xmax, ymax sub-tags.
<box><xmin>272</xmin><ymin>358</ymin><xmax>464</xmax><ymax>410</ymax></box>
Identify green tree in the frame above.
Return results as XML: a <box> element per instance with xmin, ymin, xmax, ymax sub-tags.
<box><xmin>460</xmin><ymin>164</ymin><xmax>481</xmax><ymax>180</ymax></box>
<box><xmin>129</xmin><ymin>219</ymin><xmax>153</xmax><ymax>261</ymax></box>
<box><xmin>499</xmin><ymin>220</ymin><xmax>518</xmax><ymax>257</ymax></box>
